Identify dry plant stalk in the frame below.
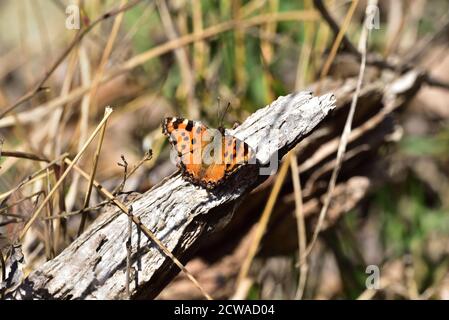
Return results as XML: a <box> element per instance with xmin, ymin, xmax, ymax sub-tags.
<box><xmin>236</xmin><ymin>153</ymin><xmax>292</xmax><ymax>288</ymax></box>
<box><xmin>78</xmin><ymin>108</ymin><xmax>111</xmax><ymax>235</ymax></box>
<box><xmin>19</xmin><ymin>107</ymin><xmax>113</xmax><ymax>241</ymax></box>
<box><xmin>302</xmin><ymin>0</ymin><xmax>375</xmax><ymax>261</ymax></box>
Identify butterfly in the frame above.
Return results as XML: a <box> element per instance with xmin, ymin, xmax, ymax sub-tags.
<box><xmin>162</xmin><ymin>117</ymin><xmax>256</xmax><ymax>189</ymax></box>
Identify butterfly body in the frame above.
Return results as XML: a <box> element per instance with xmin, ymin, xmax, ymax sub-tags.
<box><xmin>162</xmin><ymin>117</ymin><xmax>255</xmax><ymax>189</ymax></box>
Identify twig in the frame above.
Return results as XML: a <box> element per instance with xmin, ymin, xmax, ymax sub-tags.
<box><xmin>115</xmin><ymin>155</ymin><xmax>129</xmax><ymax>195</ymax></box>
<box><xmin>65</xmin><ymin>44</ymin><xmax>91</xmax><ymax>214</ymax></box>
<box><xmin>87</xmin><ymin>0</ymin><xmax>128</xmax><ymax>112</ymax></box>
<box><xmin>313</xmin><ymin>0</ymin><xmax>360</xmax><ymax>56</ymax></box>
<box><xmin>236</xmin><ymin>153</ymin><xmax>292</xmax><ymax>291</ymax></box>
<box><xmin>112</xmin><ymin>150</ymin><xmax>152</xmax><ymax>195</ymax></box>
<box><xmin>0</xmin><ymin>190</ymin><xmax>45</xmax><ymax>219</ymax></box>
<box><xmin>42</xmin><ymin>200</ymin><xmax>109</xmax><ymax>221</ymax></box>
<box><xmin>313</xmin><ymin>0</ymin><xmax>397</xmax><ymax>71</ymax></box>
<box><xmin>314</xmin><ymin>0</ymin><xmax>449</xmax><ymax>92</ymax></box>
<box><xmin>43</xmin><ymin>175</ymin><xmax>55</xmax><ymax>259</ymax></box>
<box><xmin>19</xmin><ymin>108</ymin><xmax>113</xmax><ymax>241</ymax></box>
<box><xmin>0</xmin><ymin>153</ymin><xmax>69</xmax><ymax>203</ymax></box>
<box><xmin>0</xmin><ymin>219</ymin><xmax>22</xmax><ymax>227</ymax></box>
<box><xmin>422</xmin><ymin>74</ymin><xmax>449</xmax><ymax>91</ymax></box>
<box><xmin>316</xmin><ymin>0</ymin><xmax>359</xmax><ymax>93</ymax></box>
<box><xmin>0</xmin><ymin>150</ymin><xmax>49</xmax><ymax>162</ymax></box>
<box><xmin>77</xmin><ymin>108</ymin><xmax>110</xmax><ymax>236</ymax></box>
<box><xmin>125</xmin><ymin>206</ymin><xmax>133</xmax><ymax>299</ymax></box>
<box><xmin>290</xmin><ymin>153</ymin><xmax>307</xmax><ymax>299</ymax></box>
<box><xmin>401</xmin><ymin>12</ymin><xmax>449</xmax><ymax>66</ymax></box>
<box><xmin>113</xmin><ymin>2</ymin><xmax>156</xmax><ymax>63</ymax></box>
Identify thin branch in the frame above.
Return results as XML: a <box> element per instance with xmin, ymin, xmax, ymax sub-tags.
<box><xmin>0</xmin><ymin>153</ymin><xmax>69</xmax><ymax>203</ymax></box>
<box><xmin>112</xmin><ymin>150</ymin><xmax>153</xmax><ymax>195</ymax></box>
<box><xmin>42</xmin><ymin>200</ymin><xmax>109</xmax><ymax>221</ymax></box>
<box><xmin>315</xmin><ymin>0</ymin><xmax>449</xmax><ymax>91</ymax></box>
<box><xmin>77</xmin><ymin>108</ymin><xmax>110</xmax><ymax>236</ymax></box>
<box><xmin>115</xmin><ymin>155</ymin><xmax>129</xmax><ymax>195</ymax></box>
<box><xmin>0</xmin><ymin>191</ymin><xmax>45</xmax><ymax>219</ymax></box>
<box><xmin>317</xmin><ymin>0</ymin><xmax>359</xmax><ymax>93</ymax></box>
<box><xmin>87</xmin><ymin>0</ymin><xmax>128</xmax><ymax>112</ymax></box>
<box><xmin>313</xmin><ymin>0</ymin><xmax>397</xmax><ymax>71</ymax></box>
<box><xmin>1</xmin><ymin>150</ymin><xmax>49</xmax><ymax>162</ymax></box>
<box><xmin>422</xmin><ymin>74</ymin><xmax>449</xmax><ymax>91</ymax></box>
<box><xmin>313</xmin><ymin>0</ymin><xmax>360</xmax><ymax>56</ymax></box>
<box><xmin>290</xmin><ymin>153</ymin><xmax>307</xmax><ymax>299</ymax></box>
<box><xmin>401</xmin><ymin>11</ymin><xmax>449</xmax><ymax>66</ymax></box>
<box><xmin>126</xmin><ymin>207</ymin><xmax>133</xmax><ymax>299</ymax></box>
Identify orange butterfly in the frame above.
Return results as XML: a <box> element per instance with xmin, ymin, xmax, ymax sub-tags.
<box><xmin>162</xmin><ymin>117</ymin><xmax>256</xmax><ymax>189</ymax></box>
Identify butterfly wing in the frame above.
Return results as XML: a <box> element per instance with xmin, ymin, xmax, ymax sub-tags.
<box><xmin>163</xmin><ymin>117</ymin><xmax>256</xmax><ymax>189</ymax></box>
<box><xmin>163</xmin><ymin>116</ymin><xmax>203</xmax><ymax>165</ymax></box>
<box><xmin>162</xmin><ymin>117</ymin><xmax>208</xmax><ymax>183</ymax></box>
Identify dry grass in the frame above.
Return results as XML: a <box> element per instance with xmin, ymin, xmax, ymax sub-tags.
<box><xmin>1</xmin><ymin>0</ymin><xmax>449</xmax><ymax>300</ymax></box>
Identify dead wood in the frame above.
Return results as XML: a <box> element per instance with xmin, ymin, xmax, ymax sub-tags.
<box><xmin>8</xmin><ymin>91</ymin><xmax>336</xmax><ymax>299</ymax></box>
<box><xmin>158</xmin><ymin>68</ymin><xmax>426</xmax><ymax>299</ymax></box>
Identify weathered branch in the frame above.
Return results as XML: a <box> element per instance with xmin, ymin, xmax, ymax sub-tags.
<box><xmin>9</xmin><ymin>91</ymin><xmax>336</xmax><ymax>299</ymax></box>
<box><xmin>157</xmin><ymin>69</ymin><xmax>427</xmax><ymax>300</ymax></box>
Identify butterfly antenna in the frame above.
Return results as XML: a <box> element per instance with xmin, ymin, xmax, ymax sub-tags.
<box><xmin>219</xmin><ymin>101</ymin><xmax>231</xmax><ymax>129</ymax></box>
<box><xmin>216</xmin><ymin>97</ymin><xmax>221</xmax><ymax>125</ymax></box>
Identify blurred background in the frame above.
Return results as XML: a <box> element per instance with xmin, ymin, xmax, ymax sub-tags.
<box><xmin>0</xmin><ymin>0</ymin><xmax>449</xmax><ymax>299</ymax></box>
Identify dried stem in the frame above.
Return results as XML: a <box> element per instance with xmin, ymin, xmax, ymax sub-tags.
<box><xmin>236</xmin><ymin>152</ymin><xmax>293</xmax><ymax>292</ymax></box>
<box><xmin>290</xmin><ymin>153</ymin><xmax>307</xmax><ymax>299</ymax></box>
<box><xmin>113</xmin><ymin>150</ymin><xmax>152</xmax><ymax>195</ymax></box>
<box><xmin>316</xmin><ymin>0</ymin><xmax>359</xmax><ymax>93</ymax></box>
<box><xmin>19</xmin><ymin>108</ymin><xmax>113</xmax><ymax>240</ymax></box>
<box><xmin>0</xmin><ymin>153</ymin><xmax>69</xmax><ymax>203</ymax></box>
<box><xmin>1</xmin><ymin>150</ymin><xmax>49</xmax><ymax>162</ymax></box>
<box><xmin>77</xmin><ymin>108</ymin><xmax>110</xmax><ymax>236</ymax></box>
<box><xmin>302</xmin><ymin>0</ymin><xmax>375</xmax><ymax>261</ymax></box>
